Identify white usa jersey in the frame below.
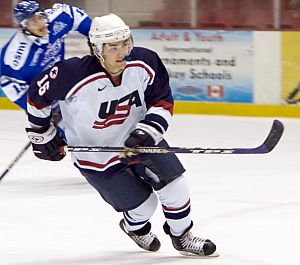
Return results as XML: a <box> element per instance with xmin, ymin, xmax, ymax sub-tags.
<box><xmin>27</xmin><ymin>47</ymin><xmax>174</xmax><ymax>171</ymax></box>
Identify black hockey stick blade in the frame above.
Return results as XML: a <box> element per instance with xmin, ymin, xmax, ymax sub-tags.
<box><xmin>67</xmin><ymin>119</ymin><xmax>284</xmax><ymax>155</ymax></box>
<box><xmin>231</xmin><ymin>119</ymin><xmax>284</xmax><ymax>154</ymax></box>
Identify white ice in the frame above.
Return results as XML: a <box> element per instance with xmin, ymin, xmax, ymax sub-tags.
<box><xmin>0</xmin><ymin>110</ymin><xmax>299</xmax><ymax>265</ymax></box>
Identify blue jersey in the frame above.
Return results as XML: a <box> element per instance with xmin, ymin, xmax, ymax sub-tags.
<box><xmin>27</xmin><ymin>47</ymin><xmax>174</xmax><ymax>171</ymax></box>
<box><xmin>0</xmin><ymin>3</ymin><xmax>91</xmax><ymax>110</ymax></box>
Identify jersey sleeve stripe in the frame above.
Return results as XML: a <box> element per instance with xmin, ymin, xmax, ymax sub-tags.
<box><xmin>148</xmin><ymin>100</ymin><xmax>173</xmax><ymax>115</ymax></box>
<box><xmin>146</xmin><ymin>107</ymin><xmax>172</xmax><ymax>130</ymax></box>
<box><xmin>27</xmin><ymin>96</ymin><xmax>50</xmax><ymax>110</ymax></box>
<box><xmin>144</xmin><ymin>113</ymin><xmax>169</xmax><ymax>132</ymax></box>
<box><xmin>27</xmin><ymin>103</ymin><xmax>51</xmax><ymax>119</ymax></box>
<box><xmin>28</xmin><ymin>112</ymin><xmax>51</xmax><ymax>127</ymax></box>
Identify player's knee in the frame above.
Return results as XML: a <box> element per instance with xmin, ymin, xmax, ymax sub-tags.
<box><xmin>157</xmin><ymin>175</ymin><xmax>190</xmax><ymax>207</ymax></box>
<box><xmin>127</xmin><ymin>192</ymin><xmax>158</xmax><ymax>221</ymax></box>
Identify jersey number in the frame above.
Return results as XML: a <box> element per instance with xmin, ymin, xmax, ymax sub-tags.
<box><xmin>75</xmin><ymin>7</ymin><xmax>85</xmax><ymax>16</ymax></box>
<box><xmin>37</xmin><ymin>74</ymin><xmax>50</xmax><ymax>96</ymax></box>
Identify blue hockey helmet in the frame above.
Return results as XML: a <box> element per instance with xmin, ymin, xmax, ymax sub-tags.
<box><xmin>14</xmin><ymin>0</ymin><xmax>44</xmax><ymax>24</ymax></box>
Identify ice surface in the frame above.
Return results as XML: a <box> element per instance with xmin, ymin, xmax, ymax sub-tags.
<box><xmin>0</xmin><ymin>110</ymin><xmax>299</xmax><ymax>265</ymax></box>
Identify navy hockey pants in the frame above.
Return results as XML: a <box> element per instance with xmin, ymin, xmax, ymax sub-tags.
<box><xmin>77</xmin><ymin>140</ymin><xmax>185</xmax><ymax>212</ymax></box>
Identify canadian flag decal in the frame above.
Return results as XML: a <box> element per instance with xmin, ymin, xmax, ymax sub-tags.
<box><xmin>207</xmin><ymin>85</ymin><xmax>224</xmax><ymax>98</ymax></box>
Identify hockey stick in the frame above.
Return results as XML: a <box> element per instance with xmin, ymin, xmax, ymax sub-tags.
<box><xmin>286</xmin><ymin>84</ymin><xmax>300</xmax><ymax>104</ymax></box>
<box><xmin>286</xmin><ymin>98</ymin><xmax>300</xmax><ymax>104</ymax></box>
<box><xmin>67</xmin><ymin>119</ymin><xmax>284</xmax><ymax>155</ymax></box>
<box><xmin>0</xmin><ymin>141</ymin><xmax>31</xmax><ymax>182</ymax></box>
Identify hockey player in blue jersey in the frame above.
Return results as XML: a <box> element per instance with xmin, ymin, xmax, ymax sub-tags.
<box><xmin>0</xmin><ymin>0</ymin><xmax>91</xmax><ymax>111</ymax></box>
<box><xmin>25</xmin><ymin>14</ymin><xmax>217</xmax><ymax>256</ymax></box>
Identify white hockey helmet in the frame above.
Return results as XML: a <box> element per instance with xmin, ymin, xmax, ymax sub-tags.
<box><xmin>89</xmin><ymin>13</ymin><xmax>131</xmax><ymax>53</ymax></box>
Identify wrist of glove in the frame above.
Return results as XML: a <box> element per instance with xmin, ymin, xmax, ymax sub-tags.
<box><xmin>26</xmin><ymin>123</ymin><xmax>66</xmax><ymax>161</ymax></box>
<box><xmin>124</xmin><ymin>121</ymin><xmax>164</xmax><ymax>148</ymax></box>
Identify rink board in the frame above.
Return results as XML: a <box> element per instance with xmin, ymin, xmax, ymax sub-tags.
<box><xmin>1</xmin><ymin>97</ymin><xmax>300</xmax><ymax>118</ymax></box>
<box><xmin>1</xmin><ymin>29</ymin><xmax>300</xmax><ymax>117</ymax></box>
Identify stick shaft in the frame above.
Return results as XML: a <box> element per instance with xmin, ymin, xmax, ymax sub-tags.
<box><xmin>0</xmin><ymin>141</ymin><xmax>31</xmax><ymax>181</ymax></box>
<box><xmin>67</xmin><ymin>120</ymin><xmax>284</xmax><ymax>155</ymax></box>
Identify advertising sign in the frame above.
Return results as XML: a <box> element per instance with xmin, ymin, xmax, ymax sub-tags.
<box><xmin>132</xmin><ymin>29</ymin><xmax>253</xmax><ymax>103</ymax></box>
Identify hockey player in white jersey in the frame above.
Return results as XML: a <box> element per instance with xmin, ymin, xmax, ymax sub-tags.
<box><xmin>0</xmin><ymin>0</ymin><xmax>91</xmax><ymax>111</ymax></box>
<box><xmin>25</xmin><ymin>14</ymin><xmax>217</xmax><ymax>256</ymax></box>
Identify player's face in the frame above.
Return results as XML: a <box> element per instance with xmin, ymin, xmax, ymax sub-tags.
<box><xmin>102</xmin><ymin>39</ymin><xmax>130</xmax><ymax>75</ymax></box>
<box><xmin>25</xmin><ymin>13</ymin><xmax>48</xmax><ymax>37</ymax></box>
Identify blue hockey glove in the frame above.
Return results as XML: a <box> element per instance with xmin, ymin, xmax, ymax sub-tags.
<box><xmin>26</xmin><ymin>123</ymin><xmax>66</xmax><ymax>161</ymax></box>
<box><xmin>121</xmin><ymin>121</ymin><xmax>164</xmax><ymax>164</ymax></box>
